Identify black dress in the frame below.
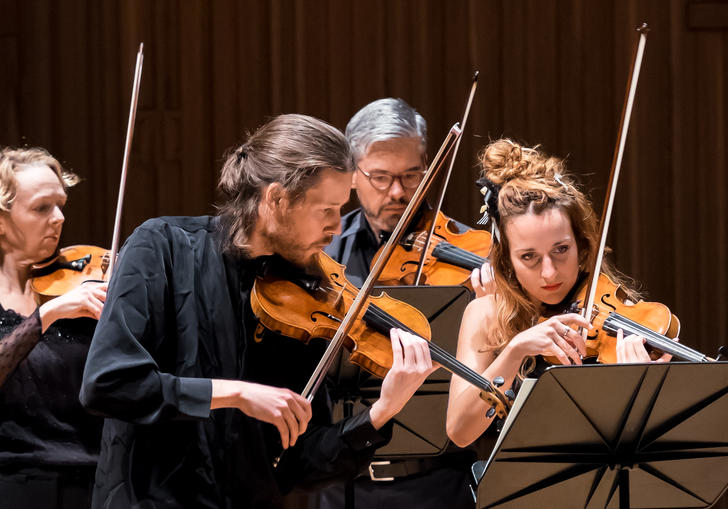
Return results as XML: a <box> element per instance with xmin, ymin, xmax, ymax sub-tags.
<box><xmin>0</xmin><ymin>304</ymin><xmax>102</xmax><ymax>508</ymax></box>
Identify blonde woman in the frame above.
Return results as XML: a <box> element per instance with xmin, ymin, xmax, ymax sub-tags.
<box><xmin>0</xmin><ymin>147</ymin><xmax>106</xmax><ymax>507</ymax></box>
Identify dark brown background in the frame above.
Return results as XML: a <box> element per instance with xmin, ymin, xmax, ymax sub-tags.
<box><xmin>1</xmin><ymin>0</ymin><xmax>727</xmax><ymax>506</ymax></box>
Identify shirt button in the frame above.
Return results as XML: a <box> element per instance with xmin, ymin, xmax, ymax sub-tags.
<box><xmin>365</xmin><ymin>440</ymin><xmax>372</xmax><ymax>447</ymax></box>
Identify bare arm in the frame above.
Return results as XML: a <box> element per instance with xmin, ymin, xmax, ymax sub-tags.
<box><xmin>447</xmin><ymin>297</ymin><xmax>590</xmax><ymax>447</ymax></box>
<box><xmin>446</xmin><ymin>297</ymin><xmax>524</xmax><ymax>447</ymax></box>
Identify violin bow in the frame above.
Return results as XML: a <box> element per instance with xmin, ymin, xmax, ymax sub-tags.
<box><xmin>107</xmin><ymin>43</ymin><xmax>144</xmax><ymax>278</ymax></box>
<box><xmin>581</xmin><ymin>24</ymin><xmax>649</xmax><ymax>331</ymax></box>
<box><xmin>298</xmin><ymin>125</ymin><xmax>462</xmax><ymax>404</ymax></box>
<box><xmin>414</xmin><ymin>72</ymin><xmax>479</xmax><ymax>285</ymax></box>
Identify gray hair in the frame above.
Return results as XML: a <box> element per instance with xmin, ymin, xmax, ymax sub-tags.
<box><xmin>345</xmin><ymin>98</ymin><xmax>427</xmax><ymax>163</ymax></box>
<box><xmin>217</xmin><ymin>113</ymin><xmax>354</xmax><ymax>255</ymax></box>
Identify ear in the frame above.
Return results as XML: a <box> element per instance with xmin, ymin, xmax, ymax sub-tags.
<box><xmin>351</xmin><ymin>169</ymin><xmax>359</xmax><ymax>190</ymax></box>
<box><xmin>261</xmin><ymin>182</ymin><xmax>288</xmax><ymax>214</ymax></box>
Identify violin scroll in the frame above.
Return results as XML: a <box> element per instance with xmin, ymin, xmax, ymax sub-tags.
<box><xmin>479</xmin><ymin>375</ymin><xmax>514</xmax><ymax>419</ymax></box>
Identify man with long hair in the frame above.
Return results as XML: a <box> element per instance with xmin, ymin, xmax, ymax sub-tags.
<box><xmin>81</xmin><ymin>114</ymin><xmax>435</xmax><ymax>508</ymax></box>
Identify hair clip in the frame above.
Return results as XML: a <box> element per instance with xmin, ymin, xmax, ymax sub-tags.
<box><xmin>475</xmin><ymin>176</ymin><xmax>501</xmax><ymax>226</ymax></box>
<box><xmin>236</xmin><ymin>148</ymin><xmax>248</xmax><ymax>165</ymax></box>
<box><xmin>554</xmin><ymin>173</ymin><xmax>569</xmax><ymax>192</ymax></box>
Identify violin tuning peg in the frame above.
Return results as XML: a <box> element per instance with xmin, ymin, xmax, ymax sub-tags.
<box><xmin>486</xmin><ymin>406</ymin><xmax>496</xmax><ymax>418</ymax></box>
<box><xmin>505</xmin><ymin>389</ymin><xmax>516</xmax><ymax>401</ymax></box>
<box><xmin>493</xmin><ymin>376</ymin><xmax>505</xmax><ymax>387</ymax></box>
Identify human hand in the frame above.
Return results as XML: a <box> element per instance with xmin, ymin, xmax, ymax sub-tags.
<box><xmin>615</xmin><ymin>329</ymin><xmax>673</xmax><ymax>363</ymax></box>
<box><xmin>369</xmin><ymin>328</ymin><xmax>439</xmax><ymax>429</ymax></box>
<box><xmin>40</xmin><ymin>281</ymin><xmax>107</xmax><ymax>328</ymax></box>
<box><xmin>509</xmin><ymin>313</ymin><xmax>590</xmax><ymax>365</ymax></box>
<box><xmin>471</xmin><ymin>261</ymin><xmax>496</xmax><ymax>298</ymax></box>
<box><xmin>235</xmin><ymin>381</ymin><xmax>312</xmax><ymax>449</ymax></box>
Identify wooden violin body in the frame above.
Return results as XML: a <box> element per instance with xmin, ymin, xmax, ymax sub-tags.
<box><xmin>252</xmin><ymin>252</ymin><xmax>431</xmax><ymax>378</ymax></box>
<box><xmin>374</xmin><ymin>210</ymin><xmax>492</xmax><ymax>286</ymax></box>
<box><xmin>30</xmin><ymin>245</ymin><xmax>110</xmax><ymax>298</ymax></box>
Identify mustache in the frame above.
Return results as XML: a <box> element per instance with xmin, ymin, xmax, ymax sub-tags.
<box><xmin>378</xmin><ymin>198</ymin><xmax>408</xmax><ymax>212</ymax></box>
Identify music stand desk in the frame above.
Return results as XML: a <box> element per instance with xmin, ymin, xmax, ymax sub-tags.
<box><xmin>474</xmin><ymin>362</ymin><xmax>728</xmax><ymax>509</ymax></box>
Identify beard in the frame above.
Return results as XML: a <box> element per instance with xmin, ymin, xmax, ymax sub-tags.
<box><xmin>262</xmin><ymin>221</ymin><xmax>333</xmax><ymax>272</ymax></box>
<box><xmin>360</xmin><ymin>197</ymin><xmax>409</xmax><ymax>234</ymax></box>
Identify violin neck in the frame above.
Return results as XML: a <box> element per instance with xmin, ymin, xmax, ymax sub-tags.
<box><xmin>362</xmin><ymin>304</ymin><xmax>497</xmax><ymax>393</ymax></box>
<box><xmin>431</xmin><ymin>241</ymin><xmax>486</xmax><ymax>271</ymax></box>
<box><xmin>602</xmin><ymin>312</ymin><xmax>709</xmax><ymax>363</ymax></box>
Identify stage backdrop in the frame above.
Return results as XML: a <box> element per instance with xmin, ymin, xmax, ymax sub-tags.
<box><xmin>1</xmin><ymin>1</ymin><xmax>727</xmax><ymax>507</ymax></box>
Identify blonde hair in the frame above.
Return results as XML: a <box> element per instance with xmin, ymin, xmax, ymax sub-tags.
<box><xmin>479</xmin><ymin>139</ymin><xmax>634</xmax><ymax>370</ymax></box>
<box><xmin>0</xmin><ymin>147</ymin><xmax>79</xmax><ymax>212</ymax></box>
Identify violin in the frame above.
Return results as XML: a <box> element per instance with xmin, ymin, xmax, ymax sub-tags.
<box><xmin>544</xmin><ymin>272</ymin><xmax>712</xmax><ymax>365</ymax></box>
<box><xmin>251</xmin><ymin>251</ymin><xmax>512</xmax><ymax>418</ymax></box>
<box><xmin>374</xmin><ymin>210</ymin><xmax>492</xmax><ymax>287</ymax></box>
<box><xmin>30</xmin><ymin>246</ymin><xmax>111</xmax><ymax>299</ymax></box>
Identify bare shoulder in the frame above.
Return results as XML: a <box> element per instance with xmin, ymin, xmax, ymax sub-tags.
<box><xmin>460</xmin><ymin>294</ymin><xmax>499</xmax><ymax>351</ymax></box>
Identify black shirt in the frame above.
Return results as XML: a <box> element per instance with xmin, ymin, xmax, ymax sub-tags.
<box><xmin>324</xmin><ymin>208</ymin><xmax>381</xmax><ymax>289</ymax></box>
<box><xmin>80</xmin><ymin>216</ymin><xmax>390</xmax><ymax>509</ymax></box>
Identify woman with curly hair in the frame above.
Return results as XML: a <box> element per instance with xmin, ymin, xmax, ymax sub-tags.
<box><xmin>446</xmin><ymin>139</ymin><xmax>671</xmax><ymax>447</ymax></box>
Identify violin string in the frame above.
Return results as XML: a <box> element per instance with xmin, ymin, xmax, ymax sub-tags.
<box><xmin>411</xmin><ymin>238</ymin><xmax>486</xmax><ymax>266</ymax></box>
<box><xmin>436</xmin><ymin>243</ymin><xmax>486</xmax><ymax>268</ymax></box>
<box><xmin>364</xmin><ymin>303</ymin><xmax>497</xmax><ymax>392</ymax></box>
<box><xmin>604</xmin><ymin>314</ymin><xmax>705</xmax><ymax>361</ymax></box>
<box><xmin>411</xmin><ymin>236</ymin><xmax>441</xmax><ymax>251</ymax></box>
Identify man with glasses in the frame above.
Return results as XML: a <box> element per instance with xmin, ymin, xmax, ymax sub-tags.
<box><xmin>319</xmin><ymin>99</ymin><xmax>480</xmax><ymax>508</ymax></box>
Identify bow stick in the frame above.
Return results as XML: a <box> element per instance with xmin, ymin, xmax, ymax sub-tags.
<box><xmin>581</xmin><ymin>24</ymin><xmax>648</xmax><ymax>332</ymax></box>
<box><xmin>107</xmin><ymin>43</ymin><xmax>144</xmax><ymax>278</ymax></box>
<box><xmin>414</xmin><ymin>72</ymin><xmax>479</xmax><ymax>285</ymax></box>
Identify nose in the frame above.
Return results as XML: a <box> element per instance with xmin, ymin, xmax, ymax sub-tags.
<box><xmin>328</xmin><ymin>212</ymin><xmax>342</xmax><ymax>237</ymax></box>
<box><xmin>51</xmin><ymin>206</ymin><xmax>65</xmax><ymax>225</ymax></box>
<box><xmin>388</xmin><ymin>177</ymin><xmax>406</xmax><ymax>201</ymax></box>
<box><xmin>541</xmin><ymin>255</ymin><xmax>557</xmax><ymax>281</ymax></box>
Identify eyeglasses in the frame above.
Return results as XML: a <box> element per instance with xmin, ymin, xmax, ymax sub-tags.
<box><xmin>357</xmin><ymin>166</ymin><xmax>425</xmax><ymax>191</ymax></box>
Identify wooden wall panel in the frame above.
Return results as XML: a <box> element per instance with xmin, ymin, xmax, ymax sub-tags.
<box><xmin>1</xmin><ymin>1</ymin><xmax>727</xmax><ymax>506</ymax></box>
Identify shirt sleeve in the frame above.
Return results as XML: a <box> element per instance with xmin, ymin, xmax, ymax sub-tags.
<box><xmin>274</xmin><ymin>401</ymin><xmax>393</xmax><ymax>492</ymax></box>
<box><xmin>80</xmin><ymin>223</ymin><xmax>212</xmax><ymax>423</ymax></box>
<box><xmin>0</xmin><ymin>308</ymin><xmax>42</xmax><ymax>387</ymax></box>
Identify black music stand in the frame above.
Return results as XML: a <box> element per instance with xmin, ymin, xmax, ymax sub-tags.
<box><xmin>473</xmin><ymin>362</ymin><xmax>728</xmax><ymax>509</ymax></box>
